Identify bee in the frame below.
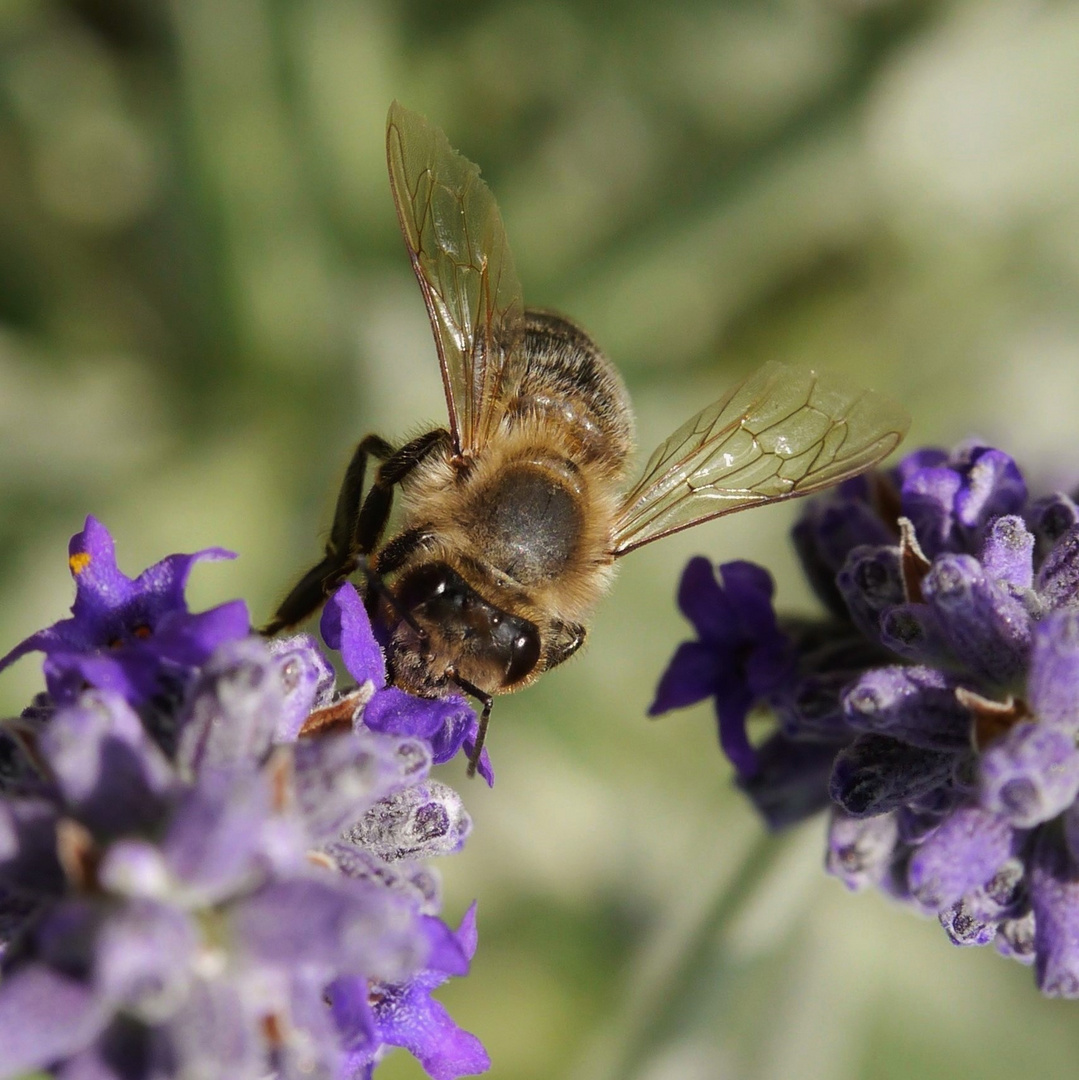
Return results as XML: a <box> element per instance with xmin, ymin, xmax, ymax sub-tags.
<box><xmin>263</xmin><ymin>102</ymin><xmax>910</xmax><ymax>775</ymax></box>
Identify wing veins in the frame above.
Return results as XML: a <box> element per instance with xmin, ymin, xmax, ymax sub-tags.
<box><xmin>611</xmin><ymin>362</ymin><xmax>910</xmax><ymax>556</ymax></box>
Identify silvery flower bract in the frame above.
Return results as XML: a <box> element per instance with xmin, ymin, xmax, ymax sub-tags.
<box><xmin>653</xmin><ymin>443</ymin><xmax>1079</xmax><ymax>996</ymax></box>
<box><xmin>0</xmin><ymin>521</ymin><xmax>489</xmax><ymax>1077</ymax></box>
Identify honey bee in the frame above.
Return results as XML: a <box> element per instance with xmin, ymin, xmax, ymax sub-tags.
<box><xmin>263</xmin><ymin>102</ymin><xmax>910</xmax><ymax>774</ymax></box>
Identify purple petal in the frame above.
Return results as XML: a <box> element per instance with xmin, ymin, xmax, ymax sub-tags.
<box><xmin>94</xmin><ymin>900</ymin><xmax>197</xmax><ymax>1013</ymax></box>
<box><xmin>718</xmin><ymin>561</ymin><xmax>777</xmax><ymax>639</ymax></box>
<box><xmin>894</xmin><ymin>447</ymin><xmax>950</xmax><ymax>485</ymax></box>
<box><xmin>922</xmin><ymin>554</ymin><xmax>1032</xmax><ymax>685</ymax></box>
<box><xmin>979</xmin><ymin>721</ymin><xmax>1079</xmax><ymax>827</ymax></box>
<box><xmin>1027</xmin><ymin>494</ymin><xmax>1079</xmax><ymax>564</ymax></box>
<box><xmin>1036</xmin><ymin>525</ymin><xmax>1079</xmax><ymax>612</ymax></box>
<box><xmin>1030</xmin><ymin>833</ymin><xmax>1079</xmax><ymax>996</ymax></box>
<box><xmin>322</xmin><ymin>584</ymin><xmax>387</xmax><ymax>689</ymax></box>
<box><xmin>1028</xmin><ymin>610</ymin><xmax>1079</xmax><ymax>732</ymax></box>
<box><xmin>421</xmin><ymin>915</ymin><xmax>470</xmax><ymax>978</ymax></box>
<box><xmin>38</xmin><ymin>691</ymin><xmax>172</xmax><ymax>833</ymax></box>
<box><xmin>229</xmin><ymin>876</ymin><xmax>426</xmax><ymax>983</ymax></box>
<box><xmin>996</xmin><ymin>911</ymin><xmax>1036</xmax><ymax>965</ymax></box>
<box><xmin>68</xmin><ymin>517</ymin><xmax>136</xmax><ymax>624</ymax></box>
<box><xmin>132</xmin><ymin>546</ymin><xmax>237</xmax><ymax>615</ymax></box>
<box><xmin>842</xmin><ymin>666</ymin><xmax>971</xmax><ymax>751</ymax></box>
<box><xmin>826</xmin><ymin>810</ymin><xmax>900</xmax><ymax>891</ymax></box>
<box><xmin>158</xmin><ymin>976</ymin><xmax>261</xmax><ymax>1078</ymax></box>
<box><xmin>373</xmin><ymin>983</ymin><xmax>490</xmax><ymax>1080</ymax></box>
<box><xmin>907</xmin><ymin>805</ymin><xmax>1022</xmax><ymax>912</ymax></box>
<box><xmin>363</xmin><ymin>688</ymin><xmax>486</xmax><ymax>783</ymax></box>
<box><xmin>175</xmin><ymin>638</ymin><xmax>284</xmax><ymax>773</ymax></box>
<box><xmin>42</xmin><ymin>651</ymin><xmax>155</xmax><ymax>707</ymax></box>
<box><xmin>423</xmin><ymin>698</ymin><xmax>482</xmax><ymax>769</ymax></box>
<box><xmin>369</xmin><ymin>907</ymin><xmax>488</xmax><ymax>1080</ymax></box>
<box><xmin>0</xmin><ymin>622</ymin><xmax>89</xmax><ymax>679</ymax></box>
<box><xmin>736</xmin><ymin>732</ymin><xmax>839</xmax><ymax>830</ymax></box>
<box><xmin>830</xmin><ymin>734</ymin><xmax>956</xmax><ymax>818</ymax></box>
<box><xmin>460</xmin><ymin>733</ymin><xmax>494</xmax><ymax>788</ymax></box>
<box><xmin>648</xmin><ymin>642</ymin><xmax>720</xmax><ymax>715</ymax></box>
<box><xmin>161</xmin><ymin>767</ymin><xmax>301</xmax><ymax>903</ymax></box>
<box><xmin>901</xmin><ymin>466</ymin><xmax>962</xmax><ymax>557</ymax></box>
<box><xmin>150</xmin><ymin>601</ymin><xmax>251</xmax><ymax>667</ymax></box>
<box><xmin>328</xmin><ymin>975</ymin><xmax>377</xmax><ymax>1053</ymax></box>
<box><xmin>955</xmin><ymin>448</ymin><xmax>1027</xmax><ymax>530</ymax></box>
<box><xmin>454</xmin><ymin>901</ymin><xmax>479</xmax><ymax>962</ymax></box>
<box><xmin>835</xmin><ymin>546</ymin><xmax>904</xmax><ymax>639</ymax></box>
<box><xmin>714</xmin><ymin>687</ymin><xmax>757</xmax><ymax>779</ymax></box>
<box><xmin>56</xmin><ymin>1044</ymin><xmax>128</xmax><ymax>1080</ymax></box>
<box><xmin>0</xmin><ymin>965</ymin><xmax>109</xmax><ymax>1079</ymax></box>
<box><xmin>980</xmin><ymin>515</ymin><xmax>1034</xmax><ymax>589</ymax></box>
<box><xmin>676</xmin><ymin>557</ymin><xmax>736</xmax><ymax>645</ymax></box>
<box><xmin>268</xmin><ymin>634</ymin><xmax>336</xmax><ymax>742</ymax></box>
<box><xmin>346</xmin><ymin>781</ymin><xmax>472</xmax><ymax>861</ymax></box>
<box><xmin>291</xmin><ymin>731</ymin><xmax>431</xmax><ymax>841</ymax></box>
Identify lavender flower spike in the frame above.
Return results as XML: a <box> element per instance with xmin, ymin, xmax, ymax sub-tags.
<box><xmin>652</xmin><ymin>442</ymin><xmax>1079</xmax><ymax>996</ymax></box>
<box><xmin>0</xmin><ymin>519</ymin><xmax>489</xmax><ymax>1077</ymax></box>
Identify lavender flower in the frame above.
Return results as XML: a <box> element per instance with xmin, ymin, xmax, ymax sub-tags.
<box><xmin>0</xmin><ymin>520</ymin><xmax>489</xmax><ymax>1077</ymax></box>
<box><xmin>652</xmin><ymin>443</ymin><xmax>1079</xmax><ymax>996</ymax></box>
<box><xmin>0</xmin><ymin>516</ymin><xmax>249</xmax><ymax>707</ymax></box>
<box><xmin>648</xmin><ymin>558</ymin><xmax>794</xmax><ymax>778</ymax></box>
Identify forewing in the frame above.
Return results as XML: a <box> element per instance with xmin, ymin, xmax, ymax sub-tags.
<box><xmin>611</xmin><ymin>362</ymin><xmax>910</xmax><ymax>555</ymax></box>
<box><xmin>386</xmin><ymin>102</ymin><xmax>525</xmax><ymax>456</ymax></box>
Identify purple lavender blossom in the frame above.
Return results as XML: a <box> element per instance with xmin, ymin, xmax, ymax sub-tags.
<box><xmin>0</xmin><ymin>521</ymin><xmax>489</xmax><ymax>1077</ymax></box>
<box><xmin>652</xmin><ymin>443</ymin><xmax>1079</xmax><ymax>997</ymax></box>
<box><xmin>649</xmin><ymin>557</ymin><xmax>794</xmax><ymax>778</ymax></box>
<box><xmin>0</xmin><ymin>516</ymin><xmax>249</xmax><ymax>707</ymax></box>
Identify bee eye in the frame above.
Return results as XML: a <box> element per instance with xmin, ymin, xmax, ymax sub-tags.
<box><xmin>503</xmin><ymin>624</ymin><xmax>541</xmax><ymax>687</ymax></box>
<box><xmin>397</xmin><ymin>562</ymin><xmax>456</xmax><ymax>613</ymax></box>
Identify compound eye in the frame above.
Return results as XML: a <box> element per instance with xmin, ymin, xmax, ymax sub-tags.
<box><xmin>396</xmin><ymin>563</ymin><xmax>453</xmax><ymax>613</ymax></box>
<box><xmin>503</xmin><ymin>623</ymin><xmax>541</xmax><ymax>687</ymax></box>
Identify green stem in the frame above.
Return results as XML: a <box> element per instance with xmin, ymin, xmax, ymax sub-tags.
<box><xmin>569</xmin><ymin>829</ymin><xmax>787</xmax><ymax>1080</ymax></box>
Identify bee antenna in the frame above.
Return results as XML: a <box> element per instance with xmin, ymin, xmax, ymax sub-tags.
<box><xmin>356</xmin><ymin>555</ymin><xmax>428</xmax><ymax>643</ymax></box>
<box><xmin>447</xmin><ymin>669</ymin><xmax>493</xmax><ymax>779</ymax></box>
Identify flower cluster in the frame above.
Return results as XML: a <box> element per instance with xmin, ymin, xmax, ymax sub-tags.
<box><xmin>653</xmin><ymin>444</ymin><xmax>1079</xmax><ymax>996</ymax></box>
<box><xmin>0</xmin><ymin>517</ymin><xmax>490</xmax><ymax>1078</ymax></box>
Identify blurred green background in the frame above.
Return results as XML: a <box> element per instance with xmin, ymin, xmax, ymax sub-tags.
<box><xmin>3</xmin><ymin>0</ymin><xmax>1079</xmax><ymax>1076</ymax></box>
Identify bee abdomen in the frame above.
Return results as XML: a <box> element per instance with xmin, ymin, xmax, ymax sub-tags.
<box><xmin>508</xmin><ymin>310</ymin><xmax>635</xmax><ymax>477</ymax></box>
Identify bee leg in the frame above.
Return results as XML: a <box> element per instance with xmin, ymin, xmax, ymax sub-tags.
<box><xmin>260</xmin><ymin>435</ymin><xmax>395</xmax><ymax>636</ymax></box>
<box><xmin>349</xmin><ymin>429</ymin><xmax>452</xmax><ymax>557</ymax></box>
<box><xmin>447</xmin><ymin>669</ymin><xmax>494</xmax><ymax>779</ymax></box>
<box><xmin>544</xmin><ymin>621</ymin><xmax>587</xmax><ymax>671</ymax></box>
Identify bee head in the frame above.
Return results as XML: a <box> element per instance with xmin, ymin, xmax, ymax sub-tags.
<box><xmin>392</xmin><ymin>561</ymin><xmax>541</xmax><ymax>692</ymax></box>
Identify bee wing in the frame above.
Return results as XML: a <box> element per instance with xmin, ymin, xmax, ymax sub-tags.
<box><xmin>610</xmin><ymin>362</ymin><xmax>910</xmax><ymax>556</ymax></box>
<box><xmin>386</xmin><ymin>102</ymin><xmax>526</xmax><ymax>457</ymax></box>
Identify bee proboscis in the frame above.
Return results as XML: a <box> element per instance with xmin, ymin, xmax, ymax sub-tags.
<box><xmin>263</xmin><ymin>102</ymin><xmax>910</xmax><ymax>774</ymax></box>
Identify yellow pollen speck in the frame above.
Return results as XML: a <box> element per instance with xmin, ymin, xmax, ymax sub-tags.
<box><xmin>68</xmin><ymin>552</ymin><xmax>92</xmax><ymax>576</ymax></box>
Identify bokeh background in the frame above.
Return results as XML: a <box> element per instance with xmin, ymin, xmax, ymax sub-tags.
<box><xmin>3</xmin><ymin>0</ymin><xmax>1079</xmax><ymax>1076</ymax></box>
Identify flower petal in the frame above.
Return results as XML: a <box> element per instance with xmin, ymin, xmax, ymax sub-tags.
<box><xmin>0</xmin><ymin>965</ymin><xmax>109</xmax><ymax>1079</ymax></box>
<box><xmin>322</xmin><ymin>585</ymin><xmax>387</xmax><ymax>689</ymax></box>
